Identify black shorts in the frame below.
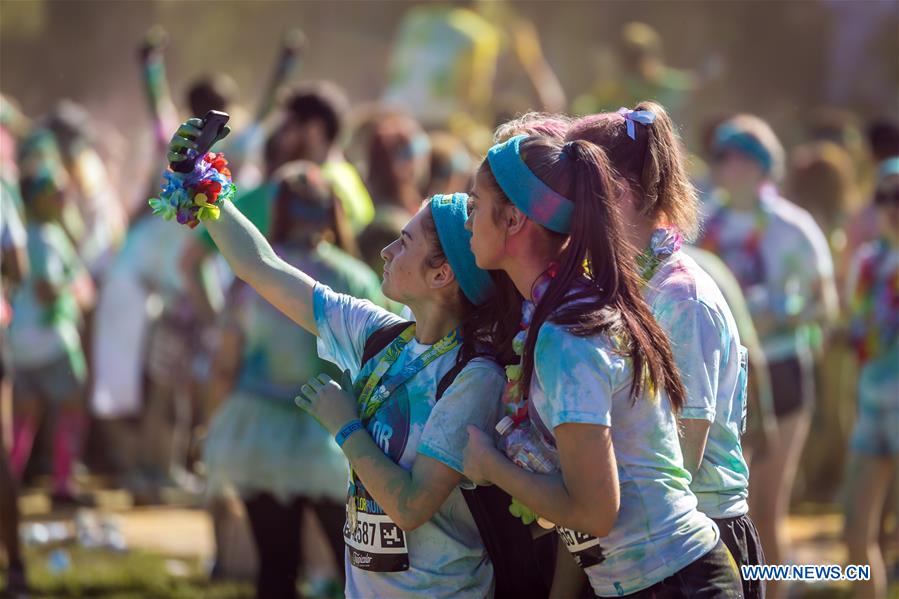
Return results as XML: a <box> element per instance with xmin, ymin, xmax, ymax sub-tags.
<box><xmin>768</xmin><ymin>354</ymin><xmax>814</xmax><ymax>418</ymax></box>
<box><xmin>715</xmin><ymin>514</ymin><xmax>766</xmax><ymax>599</ymax></box>
<box><xmin>623</xmin><ymin>540</ymin><xmax>743</xmax><ymax>598</ymax></box>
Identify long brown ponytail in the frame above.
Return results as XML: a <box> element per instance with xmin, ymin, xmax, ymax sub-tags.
<box><xmin>480</xmin><ymin>136</ymin><xmax>686</xmax><ymax>409</ymax></box>
<box><xmin>567</xmin><ymin>101</ymin><xmax>700</xmax><ymax>242</ymax></box>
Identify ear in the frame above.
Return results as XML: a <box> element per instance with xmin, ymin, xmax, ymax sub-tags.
<box><xmin>427</xmin><ymin>259</ymin><xmax>457</xmax><ymax>291</ymax></box>
<box><xmin>505</xmin><ymin>204</ymin><xmax>529</xmax><ymax>236</ymax></box>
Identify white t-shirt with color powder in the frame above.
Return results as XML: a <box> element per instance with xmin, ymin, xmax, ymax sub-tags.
<box><xmin>313</xmin><ymin>283</ymin><xmax>504</xmax><ymax>598</ymax></box>
<box><xmin>529</xmin><ymin>319</ymin><xmax>719</xmax><ymax>597</ymax></box>
<box><xmin>701</xmin><ymin>190</ymin><xmax>835</xmax><ymax>361</ymax></box>
<box><xmin>644</xmin><ymin>249</ymin><xmax>750</xmax><ymax>519</ymax></box>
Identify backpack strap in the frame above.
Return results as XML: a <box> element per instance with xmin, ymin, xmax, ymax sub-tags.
<box><xmin>435</xmin><ymin>355</ymin><xmax>473</xmax><ymax>400</ymax></box>
<box><xmin>360</xmin><ymin>320</ymin><xmax>414</xmax><ymax>366</ymax></box>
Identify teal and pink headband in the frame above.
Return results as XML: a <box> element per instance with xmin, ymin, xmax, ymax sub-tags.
<box><xmin>430</xmin><ymin>193</ymin><xmax>496</xmax><ymax>305</ymax></box>
<box><xmin>713</xmin><ymin>124</ymin><xmax>773</xmax><ymax>173</ymax></box>
<box><xmin>486</xmin><ymin>134</ymin><xmax>574</xmax><ymax>234</ymax></box>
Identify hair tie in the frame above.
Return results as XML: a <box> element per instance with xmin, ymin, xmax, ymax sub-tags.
<box><xmin>561</xmin><ymin>140</ymin><xmax>580</xmax><ymax>160</ymax></box>
<box><xmin>486</xmin><ymin>135</ymin><xmax>574</xmax><ymax>234</ymax></box>
<box><xmin>617</xmin><ymin>107</ymin><xmax>656</xmax><ymax>140</ymax></box>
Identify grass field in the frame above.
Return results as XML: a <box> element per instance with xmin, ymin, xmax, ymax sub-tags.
<box><xmin>2</xmin><ymin>546</ymin><xmax>253</xmax><ymax>598</ymax></box>
<box><xmin>3</xmin><ymin>501</ymin><xmax>897</xmax><ymax>598</ymax></box>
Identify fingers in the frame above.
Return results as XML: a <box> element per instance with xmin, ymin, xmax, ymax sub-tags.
<box><xmin>294</xmin><ymin>373</ymin><xmax>334</xmax><ymax>409</ymax></box>
<box><xmin>294</xmin><ymin>383</ymin><xmax>316</xmax><ymax>409</ymax></box>
<box><xmin>167</xmin><ymin>122</ymin><xmax>200</xmax><ymax>164</ymax></box>
<box><xmin>166</xmin><ymin>150</ymin><xmax>187</xmax><ymax>165</ymax></box>
<box><xmin>177</xmin><ymin>123</ymin><xmax>202</xmax><ymax>141</ymax></box>
<box><xmin>169</xmin><ymin>137</ymin><xmax>197</xmax><ymax>154</ymax></box>
<box><xmin>216</xmin><ymin>125</ymin><xmax>232</xmax><ymax>143</ymax></box>
<box><xmin>309</xmin><ymin>373</ymin><xmax>333</xmax><ymax>391</ymax></box>
<box><xmin>168</xmin><ymin>118</ymin><xmax>229</xmax><ymax>165</ymax></box>
<box><xmin>339</xmin><ymin>369</ymin><xmax>354</xmax><ymax>392</ymax></box>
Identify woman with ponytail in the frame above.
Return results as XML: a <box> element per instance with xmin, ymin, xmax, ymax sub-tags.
<box><xmin>165</xmin><ymin>121</ymin><xmax>519</xmax><ymax>598</ymax></box>
<box><xmin>700</xmin><ymin>115</ymin><xmax>838</xmax><ymax>599</ymax></box>
<box><xmin>567</xmin><ymin>102</ymin><xmax>765</xmax><ymax>598</ymax></box>
<box><xmin>462</xmin><ymin>134</ymin><xmax>741</xmax><ymax>597</ymax></box>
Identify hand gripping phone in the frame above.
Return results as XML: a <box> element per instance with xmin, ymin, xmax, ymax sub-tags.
<box><xmin>171</xmin><ymin>110</ymin><xmax>230</xmax><ymax>173</ymax></box>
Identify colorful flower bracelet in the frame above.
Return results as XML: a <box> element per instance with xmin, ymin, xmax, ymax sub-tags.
<box><xmin>149</xmin><ymin>151</ymin><xmax>236</xmax><ymax>228</ymax></box>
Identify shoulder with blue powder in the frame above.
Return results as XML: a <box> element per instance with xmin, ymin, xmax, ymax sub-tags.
<box><xmin>312</xmin><ymin>282</ymin><xmax>406</xmax><ymax>376</ymax></box>
<box><xmin>418</xmin><ymin>357</ymin><xmax>505</xmax><ymax>474</ymax></box>
<box><xmin>649</xmin><ymin>252</ymin><xmax>734</xmax><ymax>312</ymax></box>
<box><xmin>649</xmin><ymin>252</ymin><xmax>738</xmax><ymax>421</ymax></box>
<box><xmin>533</xmin><ymin>320</ymin><xmax>629</xmax><ymax>430</ymax></box>
<box><xmin>653</xmin><ymin>254</ymin><xmax>734</xmax><ymax>332</ymax></box>
<box><xmin>661</xmin><ymin>298</ymin><xmax>729</xmax><ymax>421</ymax></box>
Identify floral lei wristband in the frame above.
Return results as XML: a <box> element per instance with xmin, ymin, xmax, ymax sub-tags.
<box><xmin>149</xmin><ymin>150</ymin><xmax>237</xmax><ymax>228</ymax></box>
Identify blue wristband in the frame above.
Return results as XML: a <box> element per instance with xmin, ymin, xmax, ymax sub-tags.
<box><xmin>335</xmin><ymin>419</ymin><xmax>363</xmax><ymax>448</ymax></box>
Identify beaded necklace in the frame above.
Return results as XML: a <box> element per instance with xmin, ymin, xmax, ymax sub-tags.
<box><xmin>699</xmin><ymin>189</ymin><xmax>771</xmax><ymax>290</ymax></box>
<box><xmin>849</xmin><ymin>238</ymin><xmax>899</xmax><ymax>363</ymax></box>
<box><xmin>638</xmin><ymin>227</ymin><xmax>683</xmax><ymax>282</ymax></box>
<box><xmin>501</xmin><ymin>263</ymin><xmax>558</xmax><ymax>423</ymax></box>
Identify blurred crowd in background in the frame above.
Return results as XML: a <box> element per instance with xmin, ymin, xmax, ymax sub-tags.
<box><xmin>0</xmin><ymin>1</ymin><xmax>897</xmax><ymax>597</ymax></box>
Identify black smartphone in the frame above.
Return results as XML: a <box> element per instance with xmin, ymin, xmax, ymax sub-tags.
<box><xmin>171</xmin><ymin>110</ymin><xmax>230</xmax><ymax>173</ymax></box>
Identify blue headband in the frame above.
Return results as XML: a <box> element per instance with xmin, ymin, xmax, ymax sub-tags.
<box><xmin>878</xmin><ymin>156</ymin><xmax>899</xmax><ymax>182</ymax></box>
<box><xmin>486</xmin><ymin>135</ymin><xmax>574</xmax><ymax>234</ymax></box>
<box><xmin>714</xmin><ymin>124</ymin><xmax>773</xmax><ymax>173</ymax></box>
<box><xmin>430</xmin><ymin>193</ymin><xmax>496</xmax><ymax>305</ymax></box>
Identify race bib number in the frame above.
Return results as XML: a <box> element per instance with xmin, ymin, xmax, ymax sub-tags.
<box><xmin>557</xmin><ymin>526</ymin><xmax>606</xmax><ymax>569</ymax></box>
<box><xmin>344</xmin><ymin>495</ymin><xmax>410</xmax><ymax>572</ymax></box>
